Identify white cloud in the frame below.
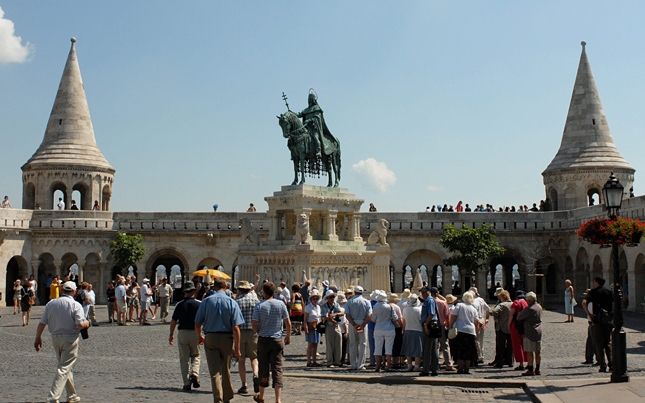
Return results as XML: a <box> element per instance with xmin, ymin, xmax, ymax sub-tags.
<box><xmin>352</xmin><ymin>158</ymin><xmax>396</xmax><ymax>193</ymax></box>
<box><xmin>0</xmin><ymin>6</ymin><xmax>32</xmax><ymax>64</ymax></box>
<box><xmin>427</xmin><ymin>185</ymin><xmax>441</xmax><ymax>191</ymax></box>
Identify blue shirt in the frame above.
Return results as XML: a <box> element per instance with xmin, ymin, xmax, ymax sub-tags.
<box><xmin>252</xmin><ymin>298</ymin><xmax>289</xmax><ymax>338</ymax></box>
<box><xmin>421</xmin><ymin>295</ymin><xmax>437</xmax><ymax>324</ymax></box>
<box><xmin>344</xmin><ymin>294</ymin><xmax>372</xmax><ymax>325</ymax></box>
<box><xmin>194</xmin><ymin>290</ymin><xmax>244</xmax><ymax>332</ymax></box>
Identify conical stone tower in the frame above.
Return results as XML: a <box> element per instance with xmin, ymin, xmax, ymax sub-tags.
<box><xmin>542</xmin><ymin>42</ymin><xmax>634</xmax><ymax>210</ymax></box>
<box><xmin>21</xmin><ymin>38</ymin><xmax>115</xmax><ymax>211</ymax></box>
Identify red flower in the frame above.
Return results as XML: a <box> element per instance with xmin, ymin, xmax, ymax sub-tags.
<box><xmin>578</xmin><ymin>217</ymin><xmax>645</xmax><ymax>246</ymax></box>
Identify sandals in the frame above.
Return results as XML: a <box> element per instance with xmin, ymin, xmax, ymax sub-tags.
<box><xmin>253</xmin><ymin>394</ymin><xmax>264</xmax><ymax>403</ymax></box>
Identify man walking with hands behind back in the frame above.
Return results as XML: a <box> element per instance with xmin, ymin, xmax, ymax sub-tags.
<box><xmin>195</xmin><ymin>277</ymin><xmax>244</xmax><ymax>403</ymax></box>
<box><xmin>170</xmin><ymin>281</ymin><xmax>202</xmax><ymax>391</ymax></box>
<box><xmin>252</xmin><ymin>282</ymin><xmax>291</xmax><ymax>403</ymax></box>
<box><xmin>34</xmin><ymin>281</ymin><xmax>89</xmax><ymax>403</ymax></box>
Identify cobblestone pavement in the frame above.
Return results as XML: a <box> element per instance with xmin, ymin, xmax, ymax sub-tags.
<box><xmin>1</xmin><ymin>304</ymin><xmax>643</xmax><ymax>403</ymax></box>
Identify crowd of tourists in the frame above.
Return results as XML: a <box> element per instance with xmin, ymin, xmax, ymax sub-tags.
<box><xmin>424</xmin><ymin>198</ymin><xmax>553</xmax><ymax>213</ymax></box>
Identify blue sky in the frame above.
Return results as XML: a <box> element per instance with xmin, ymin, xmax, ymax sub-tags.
<box><xmin>1</xmin><ymin>2</ymin><xmax>644</xmax><ymax>212</ymax></box>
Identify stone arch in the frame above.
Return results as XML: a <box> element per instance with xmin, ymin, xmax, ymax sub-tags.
<box><xmin>24</xmin><ymin>182</ymin><xmax>36</xmax><ymax>209</ymax></box>
<box><xmin>548</xmin><ymin>187</ymin><xmax>558</xmax><ymax>211</ymax></box>
<box><xmin>37</xmin><ymin>253</ymin><xmax>56</xmax><ymax>303</ymax></box>
<box><xmin>83</xmin><ymin>252</ymin><xmax>101</xmax><ymax>286</ymax></box>
<box><xmin>197</xmin><ymin>257</ymin><xmax>224</xmax><ymax>271</ymax></box>
<box><xmin>5</xmin><ymin>256</ymin><xmax>28</xmax><ymax>306</ymax></box>
<box><xmin>574</xmin><ymin>247</ymin><xmax>590</xmax><ymax>292</ymax></box>
<box><xmin>72</xmin><ymin>181</ymin><xmax>91</xmax><ymax>210</ymax></box>
<box><xmin>146</xmin><ymin>248</ymin><xmax>189</xmax><ymax>302</ymax></box>
<box><xmin>102</xmin><ymin>184</ymin><xmax>112</xmax><ymax>211</ymax></box>
<box><xmin>402</xmin><ymin>249</ymin><xmax>443</xmax><ymax>292</ymax></box>
<box><xmin>534</xmin><ymin>257</ymin><xmax>557</xmax><ymax>296</ymax></box>
<box><xmin>61</xmin><ymin>253</ymin><xmax>79</xmax><ymax>278</ymax></box>
<box><xmin>489</xmin><ymin>250</ymin><xmax>526</xmax><ymax>296</ymax></box>
<box><xmin>586</xmin><ymin>185</ymin><xmax>602</xmax><ymax>207</ymax></box>
<box><xmin>51</xmin><ymin>181</ymin><xmax>68</xmax><ymax>210</ymax></box>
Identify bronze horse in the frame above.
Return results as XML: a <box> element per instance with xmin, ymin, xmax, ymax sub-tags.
<box><xmin>277</xmin><ymin>110</ymin><xmax>341</xmax><ymax>187</ymax></box>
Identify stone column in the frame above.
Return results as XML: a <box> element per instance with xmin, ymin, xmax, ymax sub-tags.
<box><xmin>349</xmin><ymin>213</ymin><xmax>363</xmax><ymax>242</ymax></box>
<box><xmin>31</xmin><ymin>259</ymin><xmax>40</xmax><ymax>279</ymax></box>
<box><xmin>442</xmin><ymin>266</ymin><xmax>453</xmax><ymax>295</ymax></box>
<box><xmin>326</xmin><ymin>210</ymin><xmax>339</xmax><ymax>241</ymax></box>
<box><xmin>53</xmin><ymin>261</ymin><xmax>63</xmax><ymax>277</ymax></box>
<box><xmin>65</xmin><ymin>189</ymin><xmax>73</xmax><ymax>210</ymax></box>
<box><xmin>98</xmin><ymin>262</ymin><xmax>105</xmax><ymax>304</ymax></box>
<box><xmin>268</xmin><ymin>211</ymin><xmax>278</xmax><ymax>241</ymax></box>
<box><xmin>476</xmin><ymin>267</ymin><xmax>488</xmax><ymax>298</ymax></box>
<box><xmin>78</xmin><ymin>262</ymin><xmax>85</xmax><ymax>282</ymax></box>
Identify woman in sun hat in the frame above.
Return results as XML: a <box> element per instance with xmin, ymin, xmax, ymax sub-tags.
<box><xmin>401</xmin><ymin>294</ymin><xmax>423</xmax><ymax>371</ymax></box>
<box><xmin>304</xmin><ymin>289</ymin><xmax>322</xmax><ymax>367</ymax></box>
<box><xmin>370</xmin><ymin>291</ymin><xmax>398</xmax><ymax>372</ymax></box>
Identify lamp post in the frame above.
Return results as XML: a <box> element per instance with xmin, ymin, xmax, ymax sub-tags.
<box><xmin>602</xmin><ymin>172</ymin><xmax>629</xmax><ymax>383</ymax></box>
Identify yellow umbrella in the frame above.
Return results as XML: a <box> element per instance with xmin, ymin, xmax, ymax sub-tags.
<box><xmin>193</xmin><ymin>268</ymin><xmax>231</xmax><ymax>280</ymax></box>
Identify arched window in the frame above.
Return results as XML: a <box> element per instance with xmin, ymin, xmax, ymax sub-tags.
<box><xmin>156</xmin><ymin>265</ymin><xmax>167</xmax><ymax>281</ymax></box>
<box><xmin>419</xmin><ymin>265</ymin><xmax>428</xmax><ymax>286</ymax></box>
<box><xmin>403</xmin><ymin>265</ymin><xmax>413</xmax><ymax>289</ymax></box>
<box><xmin>127</xmin><ymin>266</ymin><xmax>136</xmax><ymax>278</ymax></box>
<box><xmin>170</xmin><ymin>265</ymin><xmax>182</xmax><ymax>289</ymax></box>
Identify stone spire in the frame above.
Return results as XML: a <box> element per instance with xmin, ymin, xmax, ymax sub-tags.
<box><xmin>544</xmin><ymin>41</ymin><xmax>633</xmax><ymax>172</ymax></box>
<box><xmin>21</xmin><ymin>38</ymin><xmax>115</xmax><ymax>211</ymax></box>
<box><xmin>22</xmin><ymin>37</ymin><xmax>114</xmax><ymax>172</ymax></box>
<box><xmin>542</xmin><ymin>42</ymin><xmax>634</xmax><ymax>211</ymax></box>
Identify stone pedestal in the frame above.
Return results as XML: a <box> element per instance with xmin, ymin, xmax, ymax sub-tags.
<box><xmin>237</xmin><ymin>185</ymin><xmax>391</xmax><ymax>292</ymax></box>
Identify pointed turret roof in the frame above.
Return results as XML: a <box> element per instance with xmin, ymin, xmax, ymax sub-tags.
<box><xmin>22</xmin><ymin>38</ymin><xmax>114</xmax><ymax>173</ymax></box>
<box><xmin>543</xmin><ymin>42</ymin><xmax>633</xmax><ymax>173</ymax></box>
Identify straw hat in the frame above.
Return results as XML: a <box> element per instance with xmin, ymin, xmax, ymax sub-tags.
<box><xmin>401</xmin><ymin>288</ymin><xmax>411</xmax><ymax>299</ymax></box>
<box><xmin>445</xmin><ymin>294</ymin><xmax>458</xmax><ymax>304</ymax></box>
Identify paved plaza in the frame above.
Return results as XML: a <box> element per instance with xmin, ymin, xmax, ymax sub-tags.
<box><xmin>1</xmin><ymin>304</ymin><xmax>644</xmax><ymax>403</ymax></box>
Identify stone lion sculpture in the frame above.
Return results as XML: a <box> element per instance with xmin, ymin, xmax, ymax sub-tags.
<box><xmin>239</xmin><ymin>218</ymin><xmax>261</xmax><ymax>246</ymax></box>
<box><xmin>367</xmin><ymin>218</ymin><xmax>389</xmax><ymax>246</ymax></box>
<box><xmin>296</xmin><ymin>213</ymin><xmax>310</xmax><ymax>244</ymax></box>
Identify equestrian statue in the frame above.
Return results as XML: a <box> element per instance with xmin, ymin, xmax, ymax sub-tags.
<box><xmin>277</xmin><ymin>89</ymin><xmax>341</xmax><ymax>187</ymax></box>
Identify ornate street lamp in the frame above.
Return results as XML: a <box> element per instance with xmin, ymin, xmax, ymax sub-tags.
<box><xmin>602</xmin><ymin>173</ymin><xmax>629</xmax><ymax>383</ymax></box>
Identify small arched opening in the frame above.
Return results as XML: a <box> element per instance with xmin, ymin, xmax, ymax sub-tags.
<box><xmin>102</xmin><ymin>185</ymin><xmax>112</xmax><ymax>211</ymax></box>
<box><xmin>5</xmin><ymin>256</ymin><xmax>28</xmax><ymax>306</ymax></box>
<box><xmin>587</xmin><ymin>187</ymin><xmax>601</xmax><ymax>206</ymax></box>
<box><xmin>24</xmin><ymin>182</ymin><xmax>36</xmax><ymax>210</ymax></box>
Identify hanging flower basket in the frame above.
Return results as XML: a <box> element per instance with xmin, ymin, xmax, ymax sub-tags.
<box><xmin>577</xmin><ymin>217</ymin><xmax>645</xmax><ymax>246</ymax></box>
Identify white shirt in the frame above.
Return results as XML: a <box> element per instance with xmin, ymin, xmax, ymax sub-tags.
<box><xmin>281</xmin><ymin>287</ymin><xmax>291</xmax><ymax>302</ymax></box>
<box><xmin>87</xmin><ymin>289</ymin><xmax>96</xmax><ymax>306</ymax></box>
<box><xmin>40</xmin><ymin>295</ymin><xmax>85</xmax><ymax>336</ymax></box>
<box><xmin>57</xmin><ymin>200</ymin><xmax>65</xmax><ymax>210</ymax></box>
<box><xmin>403</xmin><ymin>305</ymin><xmax>423</xmax><ymax>332</ymax></box>
<box><xmin>140</xmin><ymin>284</ymin><xmax>152</xmax><ymax>302</ymax></box>
<box><xmin>305</xmin><ymin>302</ymin><xmax>321</xmax><ymax>323</ymax></box>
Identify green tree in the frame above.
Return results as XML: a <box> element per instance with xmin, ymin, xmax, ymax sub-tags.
<box><xmin>110</xmin><ymin>232</ymin><xmax>146</xmax><ymax>274</ymax></box>
<box><xmin>439</xmin><ymin>224</ymin><xmax>505</xmax><ymax>275</ymax></box>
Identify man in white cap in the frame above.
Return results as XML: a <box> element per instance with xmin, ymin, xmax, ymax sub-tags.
<box><xmin>139</xmin><ymin>278</ymin><xmax>153</xmax><ymax>325</ymax></box>
<box><xmin>344</xmin><ymin>285</ymin><xmax>372</xmax><ymax>370</ymax></box>
<box><xmin>34</xmin><ymin>281</ymin><xmax>89</xmax><ymax>403</ymax></box>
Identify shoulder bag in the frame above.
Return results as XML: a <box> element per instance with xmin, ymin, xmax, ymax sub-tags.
<box><xmin>513</xmin><ymin>312</ymin><xmax>525</xmax><ymax>335</ymax></box>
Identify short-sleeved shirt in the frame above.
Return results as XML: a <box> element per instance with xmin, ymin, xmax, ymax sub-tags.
<box><xmin>516</xmin><ymin>302</ymin><xmax>542</xmax><ymax>342</ymax></box>
<box><xmin>236</xmin><ymin>292</ymin><xmax>260</xmax><ymax>331</ymax></box>
<box><xmin>172</xmin><ymin>297</ymin><xmax>202</xmax><ymax>330</ymax></box>
<box><xmin>40</xmin><ymin>294</ymin><xmax>85</xmax><ymax>336</ymax></box>
<box><xmin>451</xmin><ymin>303</ymin><xmax>479</xmax><ymax>336</ymax></box>
<box><xmin>158</xmin><ymin>284</ymin><xmax>172</xmax><ymax>298</ymax></box>
<box><xmin>421</xmin><ymin>296</ymin><xmax>437</xmax><ymax>324</ymax></box>
<box><xmin>304</xmin><ymin>302</ymin><xmax>321</xmax><ymax>323</ymax></box>
<box><xmin>403</xmin><ymin>305</ymin><xmax>423</xmax><ymax>332</ymax></box>
<box><xmin>115</xmin><ymin>284</ymin><xmax>126</xmax><ymax>301</ymax></box>
<box><xmin>371</xmin><ymin>302</ymin><xmax>398</xmax><ymax>332</ymax></box>
<box><xmin>320</xmin><ymin>301</ymin><xmax>342</xmax><ymax>323</ymax></box>
<box><xmin>344</xmin><ymin>295</ymin><xmax>372</xmax><ymax>324</ymax></box>
<box><xmin>139</xmin><ymin>284</ymin><xmax>152</xmax><ymax>303</ymax></box>
<box><xmin>252</xmin><ymin>298</ymin><xmax>289</xmax><ymax>338</ymax></box>
<box><xmin>194</xmin><ymin>290</ymin><xmax>245</xmax><ymax>333</ymax></box>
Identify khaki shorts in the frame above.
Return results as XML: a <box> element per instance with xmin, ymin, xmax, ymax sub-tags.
<box><xmin>523</xmin><ymin>338</ymin><xmax>541</xmax><ymax>353</ymax></box>
<box><xmin>240</xmin><ymin>329</ymin><xmax>258</xmax><ymax>360</ymax></box>
<box><xmin>117</xmin><ymin>300</ymin><xmax>127</xmax><ymax>313</ymax></box>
